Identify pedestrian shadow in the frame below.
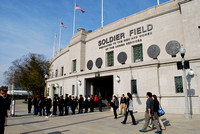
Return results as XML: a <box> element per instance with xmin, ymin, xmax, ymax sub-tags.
<box><xmin>8</xmin><ymin>120</ymin><xmax>48</xmax><ymax>126</ymax></box>
<box><xmin>48</xmin><ymin>129</ymin><xmax>70</xmax><ymax>134</ymax></box>
<box><xmin>20</xmin><ymin>115</ymin><xmax>113</xmax><ymax>134</ymax></box>
<box><xmin>161</xmin><ymin>118</ymin><xmax>171</xmax><ymax>127</ymax></box>
<box><xmin>136</xmin><ymin>118</ymin><xmax>145</xmax><ymax>123</ymax></box>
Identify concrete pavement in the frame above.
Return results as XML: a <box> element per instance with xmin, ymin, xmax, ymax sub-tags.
<box><xmin>5</xmin><ymin>100</ymin><xmax>200</xmax><ymax>134</ymax></box>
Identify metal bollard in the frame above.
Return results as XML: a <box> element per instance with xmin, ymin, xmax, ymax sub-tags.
<box><xmin>11</xmin><ymin>100</ymin><xmax>15</xmax><ymax>116</ymax></box>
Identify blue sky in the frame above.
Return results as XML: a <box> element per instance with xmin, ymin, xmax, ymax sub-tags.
<box><xmin>0</xmin><ymin>0</ymin><xmax>170</xmax><ymax>86</ymax></box>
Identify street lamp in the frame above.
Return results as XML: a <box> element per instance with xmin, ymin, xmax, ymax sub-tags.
<box><xmin>179</xmin><ymin>45</ymin><xmax>191</xmax><ymax>119</ymax></box>
<box><xmin>116</xmin><ymin>76</ymin><xmax>120</xmax><ymax>83</ymax></box>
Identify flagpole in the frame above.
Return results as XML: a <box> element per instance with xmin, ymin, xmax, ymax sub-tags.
<box><xmin>53</xmin><ymin>33</ymin><xmax>56</xmax><ymax>57</ymax></box>
<box><xmin>58</xmin><ymin>18</ymin><xmax>62</xmax><ymax>51</ymax></box>
<box><xmin>157</xmin><ymin>0</ymin><xmax>160</xmax><ymax>5</ymax></box>
<box><xmin>73</xmin><ymin>0</ymin><xmax>76</xmax><ymax>35</ymax></box>
<box><xmin>101</xmin><ymin>0</ymin><xmax>104</xmax><ymax>28</ymax></box>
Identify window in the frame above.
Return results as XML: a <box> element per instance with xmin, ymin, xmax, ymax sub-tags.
<box><xmin>72</xmin><ymin>60</ymin><xmax>76</xmax><ymax>72</ymax></box>
<box><xmin>131</xmin><ymin>80</ymin><xmax>137</xmax><ymax>94</ymax></box>
<box><xmin>175</xmin><ymin>76</ymin><xmax>183</xmax><ymax>93</ymax></box>
<box><xmin>61</xmin><ymin>67</ymin><xmax>64</xmax><ymax>76</ymax></box>
<box><xmin>107</xmin><ymin>51</ymin><xmax>114</xmax><ymax>66</ymax></box>
<box><xmin>60</xmin><ymin>86</ymin><xmax>62</xmax><ymax>96</ymax></box>
<box><xmin>55</xmin><ymin>70</ymin><xmax>58</xmax><ymax>77</ymax></box>
<box><xmin>133</xmin><ymin>44</ymin><xmax>143</xmax><ymax>62</ymax></box>
<box><xmin>52</xmin><ymin>72</ymin><xmax>54</xmax><ymax>78</ymax></box>
<box><xmin>72</xmin><ymin>85</ymin><xmax>75</xmax><ymax>95</ymax></box>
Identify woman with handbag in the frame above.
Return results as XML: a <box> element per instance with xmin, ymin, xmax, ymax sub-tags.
<box><xmin>152</xmin><ymin>95</ymin><xmax>166</xmax><ymax>130</ymax></box>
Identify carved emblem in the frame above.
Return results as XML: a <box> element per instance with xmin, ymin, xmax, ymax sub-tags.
<box><xmin>147</xmin><ymin>45</ymin><xmax>160</xmax><ymax>59</ymax></box>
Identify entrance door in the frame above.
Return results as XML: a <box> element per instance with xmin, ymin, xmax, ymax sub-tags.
<box><xmin>86</xmin><ymin>75</ymin><xmax>113</xmax><ymax>103</ymax></box>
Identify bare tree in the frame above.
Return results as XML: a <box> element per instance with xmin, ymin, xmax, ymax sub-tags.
<box><xmin>4</xmin><ymin>53</ymin><xmax>51</xmax><ymax>95</ymax></box>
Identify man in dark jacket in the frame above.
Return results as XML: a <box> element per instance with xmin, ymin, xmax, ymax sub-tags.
<box><xmin>39</xmin><ymin>95</ymin><xmax>46</xmax><ymax>116</ymax></box>
<box><xmin>46</xmin><ymin>96</ymin><xmax>52</xmax><ymax>116</ymax></box>
<box><xmin>0</xmin><ymin>89</ymin><xmax>8</xmax><ymax>134</ymax></box>
<box><xmin>84</xmin><ymin>96</ymin><xmax>89</xmax><ymax>113</ymax></box>
<box><xmin>58</xmin><ymin>96</ymin><xmax>64</xmax><ymax>116</ymax></box>
<box><xmin>78</xmin><ymin>95</ymin><xmax>84</xmax><ymax>113</ymax></box>
<box><xmin>64</xmin><ymin>94</ymin><xmax>69</xmax><ymax>115</ymax></box>
<box><xmin>53</xmin><ymin>94</ymin><xmax>59</xmax><ymax>115</ymax></box>
<box><xmin>71</xmin><ymin>96</ymin><xmax>77</xmax><ymax>114</ymax></box>
<box><xmin>32</xmin><ymin>95</ymin><xmax>39</xmax><ymax>115</ymax></box>
<box><xmin>90</xmin><ymin>95</ymin><xmax>94</xmax><ymax>112</ymax></box>
<box><xmin>28</xmin><ymin>96</ymin><xmax>32</xmax><ymax>113</ymax></box>
<box><xmin>139</xmin><ymin>92</ymin><xmax>161</xmax><ymax>134</ymax></box>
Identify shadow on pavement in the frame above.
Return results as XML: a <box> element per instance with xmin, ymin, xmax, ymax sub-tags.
<box><xmin>8</xmin><ymin>120</ymin><xmax>48</xmax><ymax>126</ymax></box>
<box><xmin>48</xmin><ymin>129</ymin><xmax>70</xmax><ymax>134</ymax></box>
<box><xmin>21</xmin><ymin>115</ymin><xmax>113</xmax><ymax>134</ymax></box>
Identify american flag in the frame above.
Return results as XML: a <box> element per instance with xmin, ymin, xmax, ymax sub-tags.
<box><xmin>61</xmin><ymin>22</ymin><xmax>67</xmax><ymax>29</ymax></box>
<box><xmin>75</xmin><ymin>5</ymin><xmax>85</xmax><ymax>13</ymax></box>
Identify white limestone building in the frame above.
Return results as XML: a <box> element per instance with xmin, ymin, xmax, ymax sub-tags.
<box><xmin>46</xmin><ymin>0</ymin><xmax>200</xmax><ymax>114</ymax></box>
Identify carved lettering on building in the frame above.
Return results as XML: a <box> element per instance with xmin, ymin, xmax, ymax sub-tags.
<box><xmin>98</xmin><ymin>24</ymin><xmax>153</xmax><ymax>51</ymax></box>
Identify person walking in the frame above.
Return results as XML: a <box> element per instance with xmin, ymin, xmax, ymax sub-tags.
<box><xmin>84</xmin><ymin>96</ymin><xmax>89</xmax><ymax>113</ymax></box>
<box><xmin>90</xmin><ymin>95</ymin><xmax>94</xmax><ymax>112</ymax></box>
<box><xmin>78</xmin><ymin>95</ymin><xmax>84</xmax><ymax>114</ymax></box>
<box><xmin>152</xmin><ymin>95</ymin><xmax>166</xmax><ymax>130</ymax></box>
<box><xmin>71</xmin><ymin>96</ymin><xmax>77</xmax><ymax>115</ymax></box>
<box><xmin>45</xmin><ymin>96</ymin><xmax>52</xmax><ymax>117</ymax></box>
<box><xmin>113</xmin><ymin>95</ymin><xmax>119</xmax><ymax>119</ymax></box>
<box><xmin>121</xmin><ymin>92</ymin><xmax>137</xmax><ymax>125</ymax></box>
<box><xmin>64</xmin><ymin>94</ymin><xmax>69</xmax><ymax>115</ymax></box>
<box><xmin>119</xmin><ymin>94</ymin><xmax>126</xmax><ymax>115</ymax></box>
<box><xmin>94</xmin><ymin>95</ymin><xmax>99</xmax><ymax>107</ymax></box>
<box><xmin>38</xmin><ymin>95</ymin><xmax>46</xmax><ymax>116</ymax></box>
<box><xmin>53</xmin><ymin>94</ymin><xmax>59</xmax><ymax>115</ymax></box>
<box><xmin>0</xmin><ymin>89</ymin><xmax>8</xmax><ymax>134</ymax></box>
<box><xmin>58</xmin><ymin>96</ymin><xmax>64</xmax><ymax>116</ymax></box>
<box><xmin>28</xmin><ymin>96</ymin><xmax>32</xmax><ymax>114</ymax></box>
<box><xmin>139</xmin><ymin>92</ymin><xmax>162</xmax><ymax>134</ymax></box>
<box><xmin>32</xmin><ymin>95</ymin><xmax>39</xmax><ymax>115</ymax></box>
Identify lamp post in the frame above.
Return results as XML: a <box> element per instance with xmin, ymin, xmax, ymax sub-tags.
<box><xmin>44</xmin><ymin>74</ymin><xmax>48</xmax><ymax>97</ymax></box>
<box><xmin>179</xmin><ymin>45</ymin><xmax>191</xmax><ymax>119</ymax></box>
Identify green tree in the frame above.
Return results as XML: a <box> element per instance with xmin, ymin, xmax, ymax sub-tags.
<box><xmin>4</xmin><ymin>53</ymin><xmax>51</xmax><ymax>95</ymax></box>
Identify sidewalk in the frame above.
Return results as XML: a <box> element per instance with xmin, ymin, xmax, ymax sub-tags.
<box><xmin>5</xmin><ymin>100</ymin><xmax>200</xmax><ymax>134</ymax></box>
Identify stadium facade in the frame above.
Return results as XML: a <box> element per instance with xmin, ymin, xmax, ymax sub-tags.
<box><xmin>46</xmin><ymin>0</ymin><xmax>200</xmax><ymax>114</ymax></box>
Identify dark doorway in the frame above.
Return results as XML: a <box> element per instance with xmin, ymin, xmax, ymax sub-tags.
<box><xmin>85</xmin><ymin>75</ymin><xmax>113</xmax><ymax>103</ymax></box>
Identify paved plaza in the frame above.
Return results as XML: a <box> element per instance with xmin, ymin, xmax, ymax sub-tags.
<box><xmin>5</xmin><ymin>100</ymin><xmax>200</xmax><ymax>134</ymax></box>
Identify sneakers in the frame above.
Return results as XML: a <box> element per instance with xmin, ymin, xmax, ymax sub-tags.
<box><xmin>139</xmin><ymin>130</ymin><xmax>146</xmax><ymax>133</ymax></box>
<box><xmin>121</xmin><ymin>121</ymin><xmax>126</xmax><ymax>124</ymax></box>
<box><xmin>155</xmin><ymin>131</ymin><xmax>162</xmax><ymax>134</ymax></box>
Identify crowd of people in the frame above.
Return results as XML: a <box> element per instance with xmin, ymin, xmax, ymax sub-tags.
<box><xmin>28</xmin><ymin>94</ymin><xmax>103</xmax><ymax>117</ymax></box>
<box><xmin>110</xmin><ymin>92</ymin><xmax>165</xmax><ymax>134</ymax></box>
<box><xmin>0</xmin><ymin>89</ymin><xmax>165</xmax><ymax>134</ymax></box>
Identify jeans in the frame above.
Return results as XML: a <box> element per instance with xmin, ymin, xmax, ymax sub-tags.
<box><xmin>142</xmin><ymin>112</ymin><xmax>161</xmax><ymax>131</ymax></box>
<box><xmin>123</xmin><ymin>110</ymin><xmax>136</xmax><ymax>124</ymax></box>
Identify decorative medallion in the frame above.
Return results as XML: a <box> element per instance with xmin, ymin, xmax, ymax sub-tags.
<box><xmin>117</xmin><ymin>52</ymin><xmax>127</xmax><ymax>64</ymax></box>
<box><xmin>95</xmin><ymin>57</ymin><xmax>103</xmax><ymax>68</ymax></box>
<box><xmin>147</xmin><ymin>45</ymin><xmax>160</xmax><ymax>59</ymax></box>
<box><xmin>165</xmin><ymin>40</ymin><xmax>180</xmax><ymax>56</ymax></box>
<box><xmin>87</xmin><ymin>60</ymin><xmax>93</xmax><ymax>70</ymax></box>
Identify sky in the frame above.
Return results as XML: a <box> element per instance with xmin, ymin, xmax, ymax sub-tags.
<box><xmin>0</xmin><ymin>0</ymin><xmax>170</xmax><ymax>86</ymax></box>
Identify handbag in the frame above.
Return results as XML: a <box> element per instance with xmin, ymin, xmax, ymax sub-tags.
<box><xmin>158</xmin><ymin>104</ymin><xmax>165</xmax><ymax>116</ymax></box>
